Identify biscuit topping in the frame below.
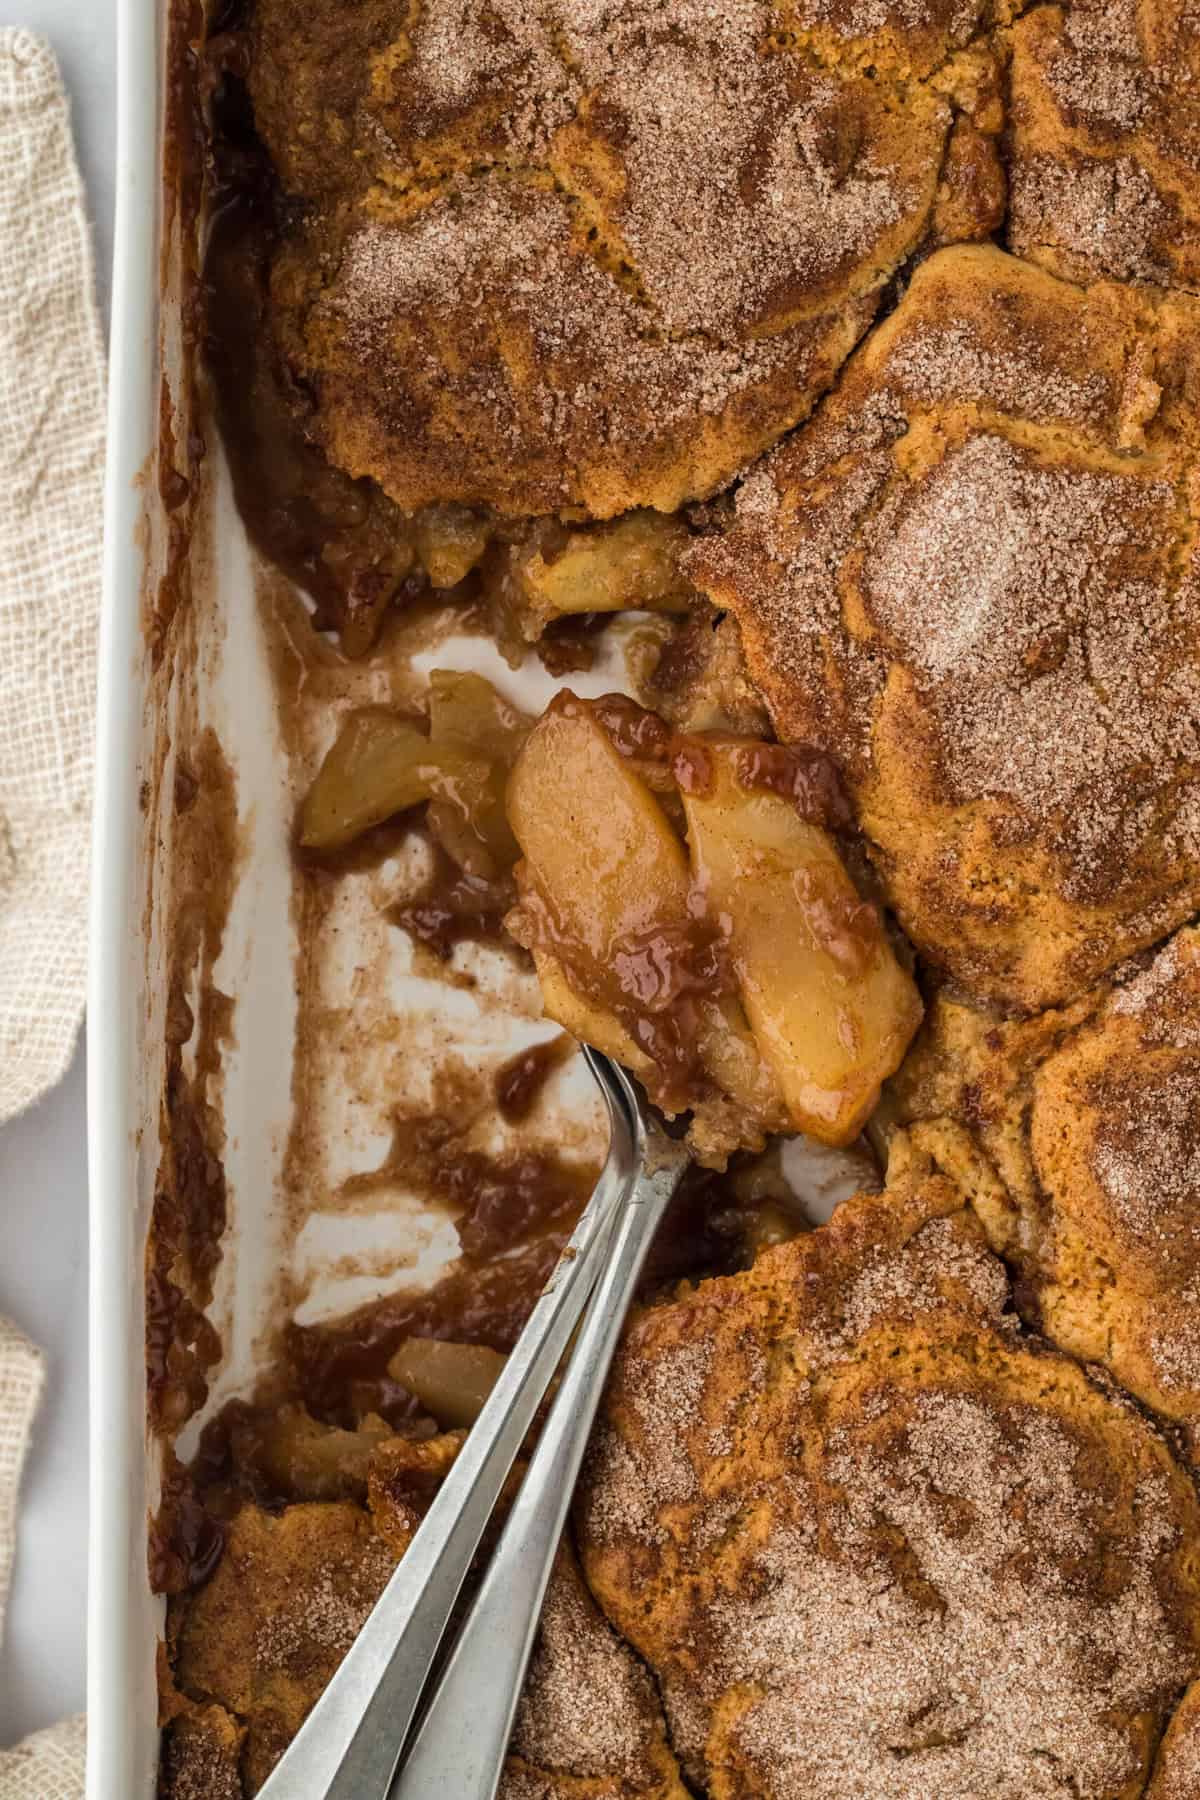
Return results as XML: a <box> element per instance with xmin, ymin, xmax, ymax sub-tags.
<box><xmin>858</xmin><ymin>432</ymin><xmax>1198</xmax><ymax>896</ymax></box>
<box><xmin>577</xmin><ymin>1179</ymin><xmax>1200</xmax><ymax>1800</ymax></box>
<box><xmin>720</xmin><ymin>1412</ymin><xmax>1183</xmax><ymax>1799</ymax></box>
<box><xmin>1091</xmin><ymin>1066</ymin><xmax>1200</xmax><ymax>1251</ymax></box>
<box><xmin>250</xmin><ymin>0</ymin><xmax>956</xmax><ymax>514</ymax></box>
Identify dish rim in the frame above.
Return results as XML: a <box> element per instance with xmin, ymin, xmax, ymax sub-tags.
<box><xmin>86</xmin><ymin>0</ymin><xmax>163</xmax><ymax>1790</ymax></box>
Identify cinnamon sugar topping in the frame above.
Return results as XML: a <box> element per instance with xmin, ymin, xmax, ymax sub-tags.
<box><xmin>578</xmin><ymin>1184</ymin><xmax>1200</xmax><ymax>1799</ymax></box>
<box><xmin>858</xmin><ymin>432</ymin><xmax>1200</xmax><ymax>895</ymax></box>
<box><xmin>251</xmin><ymin>1541</ymin><xmax>394</xmax><ymax>1667</ymax></box>
<box><xmin>1009</xmin><ymin>155</ymin><xmax>1171</xmax><ymax>286</ymax></box>
<box><xmin>1090</xmin><ymin>1067</ymin><xmax>1200</xmax><ymax>1249</ymax></box>
<box><xmin>512</xmin><ymin>1558</ymin><xmax>660</xmax><ymax>1780</ymax></box>
<box><xmin>252</xmin><ymin>0</ymin><xmax>954</xmax><ymax>513</ymax></box>
<box><xmin>1042</xmin><ymin>0</ymin><xmax>1148</xmax><ymax>132</ymax></box>
<box><xmin>583</xmin><ymin>1337</ymin><xmax>713</xmax><ymax>1544</ymax></box>
<box><xmin>333</xmin><ymin>185</ymin><xmax>816</xmax><ymax>437</ymax></box>
<box><xmin>720</xmin><ymin>1408</ymin><xmax>1188</xmax><ymax>1798</ymax></box>
<box><xmin>1111</xmin><ymin>933</ymin><xmax>1200</xmax><ymax>1048</ymax></box>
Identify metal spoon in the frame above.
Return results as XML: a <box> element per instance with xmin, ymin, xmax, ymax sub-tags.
<box><xmin>391</xmin><ymin>1052</ymin><xmax>687</xmax><ymax>1797</ymax></box>
<box><xmin>255</xmin><ymin>1047</ymin><xmax>688</xmax><ymax>1800</ymax></box>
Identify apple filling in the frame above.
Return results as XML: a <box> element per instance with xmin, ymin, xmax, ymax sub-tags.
<box><xmin>505</xmin><ymin>694</ymin><xmax>923</xmax><ymax>1166</ymax></box>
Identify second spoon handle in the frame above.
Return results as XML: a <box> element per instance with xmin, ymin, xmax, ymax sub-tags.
<box><xmin>256</xmin><ymin>1066</ymin><xmax>636</xmax><ymax>1800</ymax></box>
<box><xmin>390</xmin><ymin>1090</ymin><xmax>689</xmax><ymax>1800</ymax></box>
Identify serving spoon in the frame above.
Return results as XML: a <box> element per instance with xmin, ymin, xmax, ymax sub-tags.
<box><xmin>255</xmin><ymin>1047</ymin><xmax>689</xmax><ymax>1800</ymax></box>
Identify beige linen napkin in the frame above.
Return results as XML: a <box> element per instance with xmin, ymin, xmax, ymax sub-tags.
<box><xmin>0</xmin><ymin>25</ymin><xmax>104</xmax><ymax>1798</ymax></box>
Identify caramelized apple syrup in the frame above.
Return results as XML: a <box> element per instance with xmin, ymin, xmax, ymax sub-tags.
<box><xmin>202</xmin><ymin>53</ymin><xmax>428</xmax><ymax>657</ymax></box>
<box><xmin>201</xmin><ymin>44</ymin><xmax>625</xmax><ymax>677</ymax></box>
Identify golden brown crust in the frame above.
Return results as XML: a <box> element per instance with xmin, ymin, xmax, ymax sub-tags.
<box><xmin>1028</xmin><ymin>927</ymin><xmax>1200</xmax><ymax>1453</ymax></box>
<box><xmin>1008</xmin><ymin>0</ymin><xmax>1200</xmax><ymax>292</ymax></box>
<box><xmin>157</xmin><ymin>1702</ymin><xmax>245</xmax><ymax>1800</ymax></box>
<box><xmin>497</xmin><ymin>1755</ymin><xmax>687</xmax><ymax>1800</ymax></box>
<box><xmin>575</xmin><ymin>1159</ymin><xmax>1200</xmax><ymax>1799</ymax></box>
<box><xmin>781</xmin><ymin>0</ymin><xmax>1006</xmax><ymax>80</ymax></box>
<box><xmin>164</xmin><ymin>1435</ymin><xmax>688</xmax><ymax>1799</ymax></box>
<box><xmin>271</xmin><ymin>201</ymin><xmax>880</xmax><ymax>520</ymax></box>
<box><xmin>890</xmin><ymin>928</ymin><xmax>1200</xmax><ymax>1458</ymax></box>
<box><xmin>1150</xmin><ymin>1679</ymin><xmax>1200</xmax><ymax>1800</ymax></box>
<box><xmin>883</xmin><ymin>979</ymin><xmax>1111</xmax><ymax>1251</ymax></box>
<box><xmin>366</xmin><ymin>1426</ymin><xmax>467</xmax><ymax>1554</ymax></box>
<box><xmin>168</xmin><ymin>1502</ymin><xmax>397</xmax><ymax>1791</ymax></box>
<box><xmin>507</xmin><ymin>1545</ymin><xmax>691</xmax><ymax>1800</ymax></box>
<box><xmin>244</xmin><ymin>0</ymin><xmax>979</xmax><ymax>518</ymax></box>
<box><xmin>691</xmin><ymin>242</ymin><xmax>1200</xmax><ymax>1012</ymax></box>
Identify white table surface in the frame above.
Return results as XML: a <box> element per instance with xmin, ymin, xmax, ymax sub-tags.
<box><xmin>0</xmin><ymin>0</ymin><xmax>115</xmax><ymax>1748</ymax></box>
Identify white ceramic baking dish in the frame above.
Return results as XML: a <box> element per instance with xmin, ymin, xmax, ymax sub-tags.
<box><xmin>87</xmin><ymin>0</ymin><xmax>169</xmax><ymax>1788</ymax></box>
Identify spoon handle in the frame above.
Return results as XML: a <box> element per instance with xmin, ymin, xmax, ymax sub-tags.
<box><xmin>255</xmin><ymin>1057</ymin><xmax>637</xmax><ymax>1800</ymax></box>
<box><xmin>391</xmin><ymin>1092</ymin><xmax>688</xmax><ymax>1800</ymax></box>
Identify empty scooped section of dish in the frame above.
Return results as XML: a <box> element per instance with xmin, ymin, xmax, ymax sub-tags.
<box><xmin>164</xmin><ymin>454</ymin><xmax>634</xmax><ymax>1451</ymax></box>
<box><xmin>154</xmin><ymin>433</ymin><xmax>893</xmax><ymax>1478</ymax></box>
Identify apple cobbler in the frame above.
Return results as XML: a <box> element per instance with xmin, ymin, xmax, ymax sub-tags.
<box><xmin>156</xmin><ymin>0</ymin><xmax>1200</xmax><ymax>1795</ymax></box>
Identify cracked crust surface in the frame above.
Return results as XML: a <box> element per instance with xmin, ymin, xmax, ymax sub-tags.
<box><xmin>575</xmin><ymin>1154</ymin><xmax>1200</xmax><ymax>1800</ymax></box>
<box><xmin>243</xmin><ymin>0</ymin><xmax>1003</xmax><ymax>518</ymax></box>
<box><xmin>1029</xmin><ymin>926</ymin><xmax>1200</xmax><ymax>1453</ymax></box>
<box><xmin>897</xmin><ymin>928</ymin><xmax>1200</xmax><ymax>1462</ymax></box>
<box><xmin>690</xmin><ymin>242</ymin><xmax>1200</xmax><ymax>1013</ymax></box>
<box><xmin>1008</xmin><ymin>0</ymin><xmax>1200</xmax><ymax>292</ymax></box>
<box><xmin>165</xmin><ymin>1501</ymin><xmax>398</xmax><ymax>1793</ymax></box>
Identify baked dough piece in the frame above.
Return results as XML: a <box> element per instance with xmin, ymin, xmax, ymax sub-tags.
<box><xmin>1029</xmin><ymin>928</ymin><xmax>1200</xmax><ymax>1452</ymax></box>
<box><xmin>1008</xmin><ymin>0</ymin><xmax>1200</xmax><ymax>291</ymax></box>
<box><xmin>162</xmin><ymin>1435</ymin><xmax>687</xmax><ymax>1798</ymax></box>
<box><xmin>498</xmin><ymin>1547</ymin><xmax>692</xmax><ymax>1800</ymax></box>
<box><xmin>1149</xmin><ymin>1679</ymin><xmax>1200</xmax><ymax>1800</ymax></box>
<box><xmin>781</xmin><ymin>0</ymin><xmax>1003</xmax><ymax>80</ymax></box>
<box><xmin>691</xmin><ymin>242</ymin><xmax>1200</xmax><ymax>1012</ymax></box>
<box><xmin>575</xmin><ymin>1149</ymin><xmax>1200</xmax><ymax>1800</ymax></box>
<box><xmin>156</xmin><ymin>1701</ymin><xmax>245</xmax><ymax>1800</ymax></box>
<box><xmin>167</xmin><ymin>1501</ymin><xmax>398</xmax><ymax>1793</ymax></box>
<box><xmin>892</xmin><ymin>928</ymin><xmax>1200</xmax><ymax>1456</ymax></box>
<box><xmin>882</xmin><ymin>980</ymin><xmax>1114</xmax><ymax>1256</ymax></box>
<box><xmin>246</xmin><ymin>0</ymin><xmax>973</xmax><ymax>518</ymax></box>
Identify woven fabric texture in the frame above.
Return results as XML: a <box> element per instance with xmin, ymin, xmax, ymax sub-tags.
<box><xmin>0</xmin><ymin>26</ymin><xmax>103</xmax><ymax>1125</ymax></box>
<box><xmin>0</xmin><ymin>1318</ymin><xmax>84</xmax><ymax>1794</ymax></box>
<box><xmin>0</xmin><ymin>27</ymin><xmax>101</xmax><ymax>1798</ymax></box>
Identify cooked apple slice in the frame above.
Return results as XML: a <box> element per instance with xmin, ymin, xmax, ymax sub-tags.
<box><xmin>299</xmin><ymin>707</ymin><xmax>490</xmax><ymax>851</ymax></box>
<box><xmin>507</xmin><ymin>697</ymin><xmax>713</xmax><ymax>1108</ymax></box>
<box><xmin>695</xmin><ymin>993</ymin><xmax>786</xmax><ymax>1128</ymax></box>
<box><xmin>426</xmin><ymin>670</ymin><xmax>529</xmax><ymax>877</ymax></box>
<box><xmin>507</xmin><ymin>698</ymin><xmax>693</xmax><ymax>971</ymax></box>
<box><xmin>413</xmin><ymin>504</ymin><xmax>492</xmax><ymax>589</ymax></box>
<box><xmin>388</xmin><ymin>1339</ymin><xmax>507</xmax><ymax>1428</ymax></box>
<box><xmin>508</xmin><ymin>701</ymin><xmax>789</xmax><ymax>1141</ymax></box>
<box><xmin>532</xmin><ymin>953</ymin><xmax>654</xmax><ymax>1073</ymax></box>
<box><xmin>536</xmin><ymin>936</ymin><xmax>786</xmax><ymax>1147</ymax></box>
<box><xmin>510</xmin><ymin>511</ymin><xmax>695</xmax><ymax>639</ymax></box>
<box><xmin>683</xmin><ymin>742</ymin><xmax>922</xmax><ymax>1145</ymax></box>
